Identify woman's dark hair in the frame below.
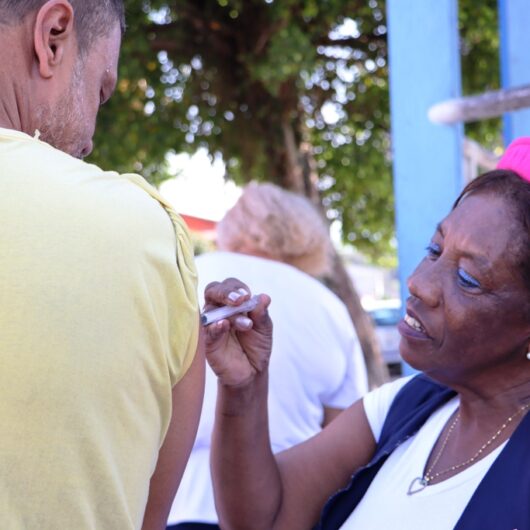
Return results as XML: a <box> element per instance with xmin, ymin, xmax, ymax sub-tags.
<box><xmin>453</xmin><ymin>169</ymin><xmax>530</xmax><ymax>293</ymax></box>
<box><xmin>0</xmin><ymin>0</ymin><xmax>125</xmax><ymax>54</ymax></box>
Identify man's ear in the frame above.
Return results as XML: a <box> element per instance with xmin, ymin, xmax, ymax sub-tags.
<box><xmin>33</xmin><ymin>0</ymin><xmax>75</xmax><ymax>79</ymax></box>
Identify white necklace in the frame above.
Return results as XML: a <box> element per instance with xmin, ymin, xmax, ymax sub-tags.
<box><xmin>407</xmin><ymin>402</ymin><xmax>530</xmax><ymax>495</ymax></box>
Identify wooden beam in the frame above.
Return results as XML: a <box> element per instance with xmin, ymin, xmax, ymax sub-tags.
<box><xmin>428</xmin><ymin>85</ymin><xmax>530</xmax><ymax>124</ymax></box>
<box><xmin>462</xmin><ymin>138</ymin><xmax>498</xmax><ymax>184</ymax></box>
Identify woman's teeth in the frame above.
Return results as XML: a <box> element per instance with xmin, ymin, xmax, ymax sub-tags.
<box><xmin>404</xmin><ymin>313</ymin><xmax>424</xmax><ymax>332</ymax></box>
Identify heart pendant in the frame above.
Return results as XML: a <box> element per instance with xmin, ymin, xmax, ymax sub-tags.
<box><xmin>407</xmin><ymin>476</ymin><xmax>428</xmax><ymax>495</ymax></box>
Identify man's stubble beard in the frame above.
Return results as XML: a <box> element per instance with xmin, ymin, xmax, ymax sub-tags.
<box><xmin>34</xmin><ymin>62</ymin><xmax>87</xmax><ymax>159</ymax></box>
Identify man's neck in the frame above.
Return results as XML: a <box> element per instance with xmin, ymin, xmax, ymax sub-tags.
<box><xmin>0</xmin><ymin>103</ymin><xmax>21</xmax><ymax>133</ymax></box>
<box><xmin>0</xmin><ymin>30</ymin><xmax>31</xmax><ymax>134</ymax></box>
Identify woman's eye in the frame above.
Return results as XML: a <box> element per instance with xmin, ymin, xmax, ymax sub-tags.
<box><xmin>457</xmin><ymin>268</ymin><xmax>481</xmax><ymax>289</ymax></box>
<box><xmin>425</xmin><ymin>243</ymin><xmax>441</xmax><ymax>259</ymax></box>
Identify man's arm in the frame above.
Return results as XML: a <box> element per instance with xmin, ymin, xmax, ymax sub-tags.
<box><xmin>141</xmin><ymin>326</ymin><xmax>205</xmax><ymax>530</ymax></box>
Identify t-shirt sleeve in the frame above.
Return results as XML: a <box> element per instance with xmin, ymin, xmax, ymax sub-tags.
<box><xmin>125</xmin><ymin>173</ymin><xmax>200</xmax><ymax>386</ymax></box>
<box><xmin>322</xmin><ymin>335</ymin><xmax>369</xmax><ymax>409</ymax></box>
<box><xmin>166</xmin><ymin>212</ymin><xmax>200</xmax><ymax>385</ymax></box>
<box><xmin>363</xmin><ymin>375</ymin><xmax>414</xmax><ymax>442</ymax></box>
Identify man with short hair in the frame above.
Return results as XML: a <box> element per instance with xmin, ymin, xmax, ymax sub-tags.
<box><xmin>0</xmin><ymin>2</ymin><xmax>204</xmax><ymax>529</ymax></box>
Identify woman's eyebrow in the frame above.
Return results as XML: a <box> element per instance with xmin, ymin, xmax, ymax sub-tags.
<box><xmin>461</xmin><ymin>250</ymin><xmax>491</xmax><ymax>269</ymax></box>
<box><xmin>437</xmin><ymin>221</ymin><xmax>491</xmax><ymax>269</ymax></box>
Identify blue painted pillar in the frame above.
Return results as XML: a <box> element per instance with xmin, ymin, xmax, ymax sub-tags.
<box><xmin>499</xmin><ymin>0</ymin><xmax>530</xmax><ymax>144</ymax></box>
<box><xmin>386</xmin><ymin>0</ymin><xmax>464</xmax><ymax>375</ymax></box>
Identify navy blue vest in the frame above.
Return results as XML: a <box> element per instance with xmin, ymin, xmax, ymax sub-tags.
<box><xmin>315</xmin><ymin>374</ymin><xmax>530</xmax><ymax>530</ymax></box>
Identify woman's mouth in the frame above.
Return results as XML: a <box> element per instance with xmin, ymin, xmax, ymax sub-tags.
<box><xmin>404</xmin><ymin>313</ymin><xmax>425</xmax><ymax>333</ymax></box>
<box><xmin>398</xmin><ymin>312</ymin><xmax>431</xmax><ymax>340</ymax></box>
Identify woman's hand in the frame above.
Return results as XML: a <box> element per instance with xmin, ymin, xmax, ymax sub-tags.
<box><xmin>203</xmin><ymin>278</ymin><xmax>272</xmax><ymax>388</ymax></box>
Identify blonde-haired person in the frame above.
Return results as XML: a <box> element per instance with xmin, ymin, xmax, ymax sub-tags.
<box><xmin>167</xmin><ymin>183</ymin><xmax>369</xmax><ymax>530</ymax></box>
<box><xmin>216</xmin><ymin>182</ymin><xmax>331</xmax><ymax>276</ymax></box>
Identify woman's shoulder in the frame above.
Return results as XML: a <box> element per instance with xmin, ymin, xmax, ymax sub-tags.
<box><xmin>363</xmin><ymin>376</ymin><xmax>415</xmax><ymax>441</ymax></box>
<box><xmin>363</xmin><ymin>374</ymin><xmax>454</xmax><ymax>442</ymax></box>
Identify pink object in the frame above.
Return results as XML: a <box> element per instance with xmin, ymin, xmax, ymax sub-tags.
<box><xmin>496</xmin><ymin>137</ymin><xmax>530</xmax><ymax>183</ymax></box>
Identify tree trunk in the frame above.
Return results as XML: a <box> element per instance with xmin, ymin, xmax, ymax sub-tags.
<box><xmin>280</xmin><ymin>119</ymin><xmax>390</xmax><ymax>388</ymax></box>
<box><xmin>323</xmin><ymin>252</ymin><xmax>390</xmax><ymax>388</ymax></box>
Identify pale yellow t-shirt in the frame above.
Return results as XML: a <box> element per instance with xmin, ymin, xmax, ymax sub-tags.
<box><xmin>0</xmin><ymin>128</ymin><xmax>199</xmax><ymax>529</ymax></box>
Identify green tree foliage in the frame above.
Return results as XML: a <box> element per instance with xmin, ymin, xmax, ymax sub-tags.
<box><xmin>459</xmin><ymin>0</ymin><xmax>502</xmax><ymax>149</ymax></box>
<box><xmin>91</xmin><ymin>0</ymin><xmax>392</xmax><ymax>262</ymax></box>
<box><xmin>90</xmin><ymin>0</ymin><xmax>501</xmax><ymax>264</ymax></box>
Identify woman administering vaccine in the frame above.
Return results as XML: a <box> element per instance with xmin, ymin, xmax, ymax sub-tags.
<box><xmin>202</xmin><ymin>137</ymin><xmax>530</xmax><ymax>530</ymax></box>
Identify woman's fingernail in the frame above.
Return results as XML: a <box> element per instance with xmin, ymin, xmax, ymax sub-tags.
<box><xmin>235</xmin><ymin>316</ymin><xmax>253</xmax><ymax>329</ymax></box>
<box><xmin>237</xmin><ymin>288</ymin><xmax>249</xmax><ymax>296</ymax></box>
<box><xmin>228</xmin><ymin>291</ymin><xmax>242</xmax><ymax>302</ymax></box>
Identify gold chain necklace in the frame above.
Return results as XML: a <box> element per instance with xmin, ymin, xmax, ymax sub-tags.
<box><xmin>407</xmin><ymin>402</ymin><xmax>530</xmax><ymax>495</ymax></box>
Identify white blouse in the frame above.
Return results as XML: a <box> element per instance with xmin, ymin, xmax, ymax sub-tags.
<box><xmin>340</xmin><ymin>377</ymin><xmax>506</xmax><ymax>530</ymax></box>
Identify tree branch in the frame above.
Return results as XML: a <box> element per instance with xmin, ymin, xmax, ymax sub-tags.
<box><xmin>316</xmin><ymin>35</ymin><xmax>387</xmax><ymax>51</ymax></box>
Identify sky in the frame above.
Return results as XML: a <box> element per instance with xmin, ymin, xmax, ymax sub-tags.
<box><xmin>158</xmin><ymin>148</ymin><xmax>241</xmax><ymax>221</ymax></box>
<box><xmin>159</xmin><ymin>147</ymin><xmax>347</xmax><ymax>247</ymax></box>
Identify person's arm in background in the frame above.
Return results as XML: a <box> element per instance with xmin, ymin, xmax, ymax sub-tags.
<box><xmin>322</xmin><ymin>313</ymin><xmax>369</xmax><ymax>428</ymax></box>
<box><xmin>322</xmin><ymin>406</ymin><xmax>343</xmax><ymax>426</ymax></box>
<box><xmin>142</xmin><ymin>324</ymin><xmax>205</xmax><ymax>530</ymax></box>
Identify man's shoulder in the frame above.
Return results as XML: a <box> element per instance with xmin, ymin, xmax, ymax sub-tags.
<box><xmin>1</xmin><ymin>130</ymin><xmax>178</xmax><ymax>243</ymax></box>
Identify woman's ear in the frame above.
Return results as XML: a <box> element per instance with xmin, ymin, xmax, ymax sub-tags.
<box><xmin>33</xmin><ymin>0</ymin><xmax>75</xmax><ymax>79</ymax></box>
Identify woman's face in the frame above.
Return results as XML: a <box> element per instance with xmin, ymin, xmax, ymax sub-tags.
<box><xmin>399</xmin><ymin>192</ymin><xmax>530</xmax><ymax>381</ymax></box>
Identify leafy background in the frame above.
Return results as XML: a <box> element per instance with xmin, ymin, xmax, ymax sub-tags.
<box><xmin>90</xmin><ymin>0</ymin><xmax>501</xmax><ymax>266</ymax></box>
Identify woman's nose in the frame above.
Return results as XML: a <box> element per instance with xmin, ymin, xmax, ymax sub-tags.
<box><xmin>407</xmin><ymin>259</ymin><xmax>441</xmax><ymax>308</ymax></box>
